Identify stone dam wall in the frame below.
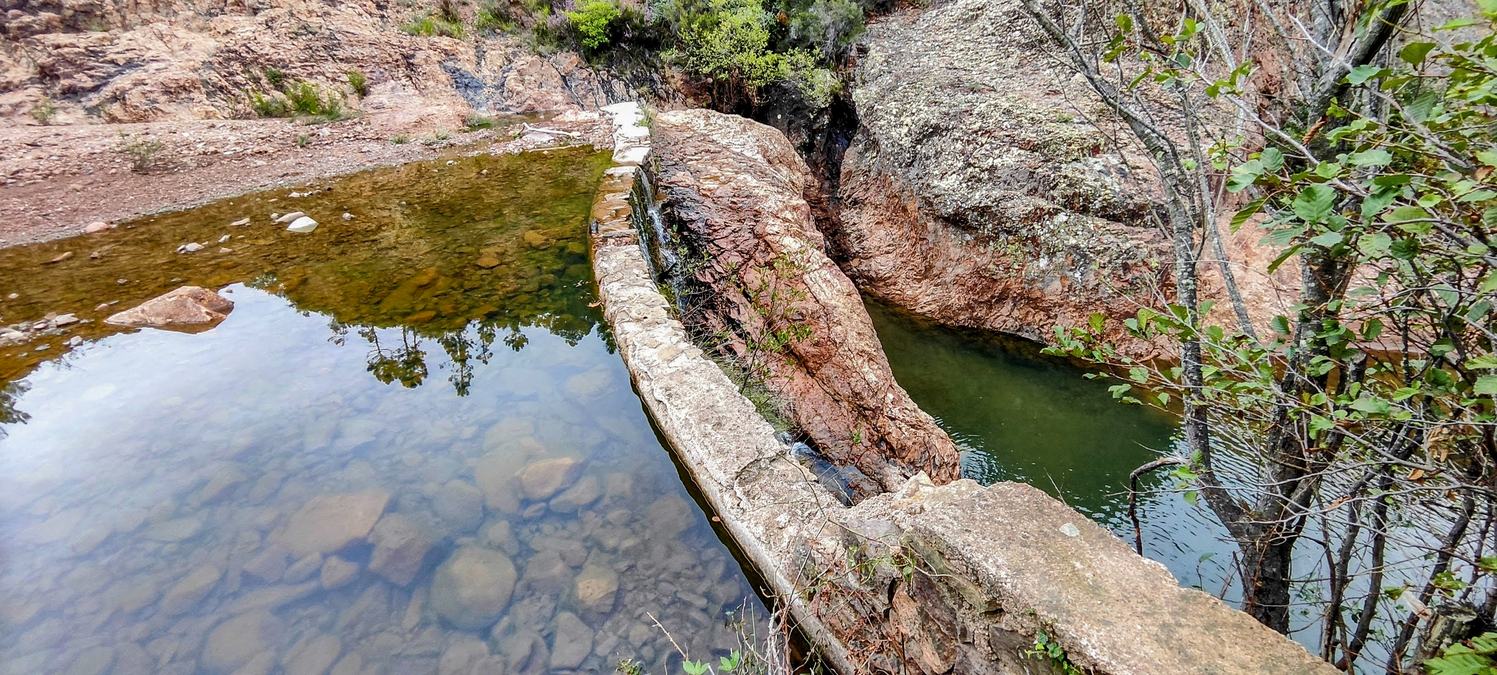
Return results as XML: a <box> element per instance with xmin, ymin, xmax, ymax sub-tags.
<box><xmin>586</xmin><ymin>102</ymin><xmax>1338</xmax><ymax>675</ymax></box>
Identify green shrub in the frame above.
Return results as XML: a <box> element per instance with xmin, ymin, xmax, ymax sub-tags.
<box><xmin>474</xmin><ymin>2</ymin><xmax>516</xmax><ymax>33</ymax></box>
<box><xmin>117</xmin><ymin>135</ymin><xmax>166</xmax><ymax>173</ymax></box>
<box><xmin>463</xmin><ymin>114</ymin><xmax>497</xmax><ymax>130</ymax></box>
<box><xmin>249</xmin><ymin>82</ymin><xmax>345</xmax><ymax>121</ymax></box>
<box><xmin>30</xmin><ymin>98</ymin><xmax>57</xmax><ymax>125</ymax></box>
<box><xmin>347</xmin><ymin>70</ymin><xmax>369</xmax><ymax>96</ymax></box>
<box><xmin>665</xmin><ymin>0</ymin><xmax>839</xmax><ymax>107</ymax></box>
<box><xmin>565</xmin><ymin>0</ymin><xmax>621</xmax><ymax>51</ymax></box>
<box><xmin>263</xmin><ymin>67</ymin><xmax>286</xmax><ymax>88</ymax></box>
<box><xmin>403</xmin><ymin>14</ymin><xmax>466</xmax><ymax>38</ymax></box>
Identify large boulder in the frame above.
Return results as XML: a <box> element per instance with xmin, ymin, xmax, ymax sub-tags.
<box><xmin>429</xmin><ymin>546</ymin><xmax>517</xmax><ymax>630</ymax></box>
<box><xmin>653</xmin><ymin>109</ymin><xmax>960</xmax><ymax>490</ymax></box>
<box><xmin>833</xmin><ymin>0</ymin><xmax>1174</xmax><ymax>358</ymax></box>
<box><xmin>104</xmin><ymin>286</ymin><xmax>234</xmax><ymax>332</ymax></box>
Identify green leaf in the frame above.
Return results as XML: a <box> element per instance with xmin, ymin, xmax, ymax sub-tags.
<box><xmin>1231</xmin><ymin>198</ymin><xmax>1266</xmax><ymax>231</ymax></box>
<box><xmin>1260</xmin><ymin>147</ymin><xmax>1284</xmax><ymax>171</ymax></box>
<box><xmin>1088</xmin><ymin>312</ymin><xmax>1104</xmax><ymax>334</ymax></box>
<box><xmin>1309</xmin><ymin>230</ymin><xmax>1344</xmax><ymax>247</ymax></box>
<box><xmin>1398</xmin><ymin>41</ymin><xmax>1436</xmax><ymax>65</ymax></box>
<box><xmin>1293</xmin><ymin>184</ymin><xmax>1337</xmax><ymax>223</ymax></box>
<box><xmin>1346</xmin><ymin>65</ymin><xmax>1385</xmax><ymax>84</ymax></box>
<box><xmin>1348</xmin><ymin>148</ymin><xmax>1393</xmax><ymax>166</ymax></box>
<box><xmin>1477</xmin><ymin>149</ymin><xmax>1497</xmax><ymax>168</ymax></box>
<box><xmin>1476</xmin><ymin>375</ymin><xmax>1497</xmax><ymax>397</ymax></box>
<box><xmin>1467</xmin><ymin>355</ymin><xmax>1497</xmax><ymax>370</ymax></box>
<box><xmin>1358</xmin><ymin>232</ymin><xmax>1392</xmax><ymax>257</ymax></box>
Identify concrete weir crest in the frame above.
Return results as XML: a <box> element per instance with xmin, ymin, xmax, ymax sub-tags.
<box><xmin>587</xmin><ymin>102</ymin><xmax>1336</xmax><ymax>675</ymax></box>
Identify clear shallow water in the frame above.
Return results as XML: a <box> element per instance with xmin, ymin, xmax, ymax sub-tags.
<box><xmin>0</xmin><ymin>149</ymin><xmax>762</xmax><ymax>674</ymax></box>
<box><xmin>865</xmin><ymin>302</ymin><xmax>1242</xmax><ymax>600</ymax></box>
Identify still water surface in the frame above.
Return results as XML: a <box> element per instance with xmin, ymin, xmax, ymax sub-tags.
<box><xmin>0</xmin><ymin>148</ymin><xmax>762</xmax><ymax>674</ymax></box>
<box><xmin>867</xmin><ymin>302</ymin><xmax>1243</xmax><ymax>601</ymax></box>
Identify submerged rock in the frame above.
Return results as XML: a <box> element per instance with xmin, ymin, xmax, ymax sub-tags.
<box><xmin>272</xmin><ymin>491</ymin><xmax>390</xmax><ymax>557</ymax></box>
<box><xmin>368</xmin><ymin>513</ymin><xmax>433</xmax><ymax>587</ymax></box>
<box><xmin>202</xmin><ymin>611</ymin><xmax>287</xmax><ymax>673</ymax></box>
<box><xmin>429</xmin><ymin>546</ymin><xmax>517</xmax><ymax>630</ymax></box>
<box><xmin>104</xmin><ymin>286</ymin><xmax>234</xmax><ymax>332</ymax></box>
<box><xmin>516</xmin><ymin>457</ymin><xmax>582</xmax><ymax>501</ymax></box>
<box><xmin>160</xmin><ymin>564</ymin><xmax>222</xmax><ymax>615</ymax></box>
<box><xmin>274</xmin><ymin>211</ymin><xmax>306</xmax><ymax>224</ymax></box>
<box><xmin>286</xmin><ymin>216</ymin><xmax>319</xmax><ymax>233</ymax></box>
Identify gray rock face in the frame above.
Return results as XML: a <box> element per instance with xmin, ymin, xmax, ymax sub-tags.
<box><xmin>368</xmin><ymin>513</ymin><xmax>433</xmax><ymax>587</ymax></box>
<box><xmin>832</xmin><ymin>0</ymin><xmax>1172</xmax><ymax>357</ymax></box>
<box><xmin>429</xmin><ymin>546</ymin><xmax>517</xmax><ymax>630</ymax></box>
<box><xmin>273</xmin><ymin>491</ymin><xmax>390</xmax><ymax>557</ymax></box>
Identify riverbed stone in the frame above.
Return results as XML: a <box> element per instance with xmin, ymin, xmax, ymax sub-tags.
<box><xmin>472</xmin><ymin>454</ymin><xmax>521</xmax><ymax>514</ymax></box>
<box><xmin>283</xmin><ymin>633</ymin><xmax>342</xmax><ymax>675</ymax></box>
<box><xmin>431</xmin><ymin>480</ymin><xmax>485</xmax><ymax>533</ymax></box>
<box><xmin>273</xmin><ymin>491</ymin><xmax>389</xmax><ymax>557</ymax></box>
<box><xmin>574</xmin><ymin>561</ymin><xmax>619</xmax><ymax>615</ymax></box>
<box><xmin>320</xmin><ymin>556</ymin><xmax>359</xmax><ymax>590</ymax></box>
<box><xmin>62</xmin><ymin>645</ymin><xmax>114</xmax><ymax>675</ymax></box>
<box><xmin>284</xmin><ymin>553</ymin><xmax>323</xmax><ymax>583</ymax></box>
<box><xmin>286</xmin><ymin>216</ymin><xmax>319</xmax><ymax>233</ymax></box>
<box><xmin>143</xmin><ymin>516</ymin><xmax>204</xmax><ymax>542</ymax></box>
<box><xmin>497</xmin><ymin>629</ymin><xmax>549</xmax><ymax>672</ymax></box>
<box><xmin>202</xmin><ymin>611</ymin><xmax>287</xmax><ymax>673</ymax></box>
<box><xmin>437</xmin><ymin>635</ymin><xmax>490</xmax><ymax>675</ymax></box>
<box><xmin>516</xmin><ymin>457</ymin><xmax>582</xmax><ymax>501</ymax></box>
<box><xmin>429</xmin><ymin>546</ymin><xmax>516</xmax><ymax>630</ymax></box>
<box><xmin>160</xmin><ymin>563</ymin><xmax>222</xmax><ymax>615</ymax></box>
<box><xmin>105</xmin><ymin>286</ymin><xmax>234</xmax><ymax>332</ymax></box>
<box><xmin>548</xmin><ymin>475</ymin><xmax>600</xmax><ymax>513</ymax></box>
<box><xmin>241</xmin><ymin>546</ymin><xmax>290</xmax><ymax>583</ymax></box>
<box><xmin>368</xmin><ymin>513</ymin><xmax>432</xmax><ymax>587</ymax></box>
<box><xmin>548</xmin><ymin>611</ymin><xmax>594</xmax><ymax>670</ymax></box>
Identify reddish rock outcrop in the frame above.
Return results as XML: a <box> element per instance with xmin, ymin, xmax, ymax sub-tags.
<box><xmin>652</xmin><ymin>109</ymin><xmax>960</xmax><ymax>490</ymax></box>
<box><xmin>104</xmin><ymin>285</ymin><xmax>233</xmax><ymax>331</ymax></box>
<box><xmin>832</xmin><ymin>0</ymin><xmax>1175</xmax><ymax>358</ymax></box>
<box><xmin>1</xmin><ymin>0</ymin><xmax>630</xmax><ymax>124</ymax></box>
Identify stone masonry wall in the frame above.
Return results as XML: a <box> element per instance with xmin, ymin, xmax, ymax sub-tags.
<box><xmin>587</xmin><ymin>103</ymin><xmax>1338</xmax><ymax>675</ymax></box>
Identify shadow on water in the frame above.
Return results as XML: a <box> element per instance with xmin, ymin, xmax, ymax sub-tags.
<box><xmin>0</xmin><ymin>149</ymin><xmax>765</xmax><ymax>673</ymax></box>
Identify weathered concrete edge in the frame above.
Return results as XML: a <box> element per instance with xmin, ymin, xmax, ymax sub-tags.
<box><xmin>586</xmin><ymin>102</ymin><xmax>1338</xmax><ymax>675</ymax></box>
<box><xmin>589</xmin><ymin>101</ymin><xmax>861</xmax><ymax>673</ymax></box>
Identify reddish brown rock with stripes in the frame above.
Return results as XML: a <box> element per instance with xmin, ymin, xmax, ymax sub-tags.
<box><xmin>652</xmin><ymin>109</ymin><xmax>960</xmax><ymax>490</ymax></box>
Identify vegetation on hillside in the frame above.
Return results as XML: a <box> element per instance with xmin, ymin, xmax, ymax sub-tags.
<box><xmin>407</xmin><ymin>0</ymin><xmax>886</xmax><ymax>111</ymax></box>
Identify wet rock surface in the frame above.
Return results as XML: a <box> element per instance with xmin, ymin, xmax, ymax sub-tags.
<box><xmin>653</xmin><ymin>109</ymin><xmax>960</xmax><ymax>489</ymax></box>
<box><xmin>833</xmin><ymin>0</ymin><xmax>1173</xmax><ymax>357</ymax></box>
<box><xmin>103</xmin><ymin>285</ymin><xmax>235</xmax><ymax>332</ymax></box>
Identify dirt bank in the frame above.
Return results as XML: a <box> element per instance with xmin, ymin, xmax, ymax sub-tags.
<box><xmin>0</xmin><ymin>102</ymin><xmax>608</xmax><ymax>246</ymax></box>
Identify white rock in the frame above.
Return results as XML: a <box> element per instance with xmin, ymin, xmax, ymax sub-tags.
<box><xmin>274</xmin><ymin>211</ymin><xmax>306</xmax><ymax>224</ymax></box>
<box><xmin>217</xmin><ymin>234</ymin><xmax>230</xmax><ymax>244</ymax></box>
<box><xmin>286</xmin><ymin>216</ymin><xmax>319</xmax><ymax>233</ymax></box>
<box><xmin>176</xmin><ymin>242</ymin><xmax>205</xmax><ymax>254</ymax></box>
<box><xmin>83</xmin><ymin>221</ymin><xmax>112</xmax><ymax>234</ymax></box>
<box><xmin>229</xmin><ymin>218</ymin><xmax>251</xmax><ymax>227</ymax></box>
<box><xmin>341</xmin><ymin>212</ymin><xmax>354</xmax><ymax>221</ymax></box>
<box><xmin>52</xmin><ymin>313</ymin><xmax>78</xmax><ymax>326</ymax></box>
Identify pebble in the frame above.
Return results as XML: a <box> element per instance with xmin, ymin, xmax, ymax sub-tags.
<box><xmin>229</xmin><ymin>218</ymin><xmax>251</xmax><ymax>227</ymax></box>
<box><xmin>176</xmin><ymin>242</ymin><xmax>204</xmax><ymax>254</ymax></box>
